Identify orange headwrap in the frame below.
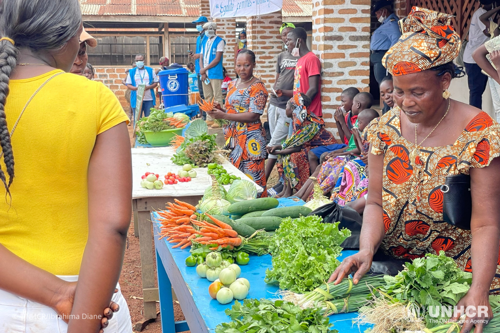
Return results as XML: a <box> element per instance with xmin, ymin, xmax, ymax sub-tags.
<box><xmin>383</xmin><ymin>7</ymin><xmax>461</xmax><ymax>76</ymax></box>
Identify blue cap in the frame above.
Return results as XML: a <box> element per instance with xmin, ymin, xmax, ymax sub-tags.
<box><xmin>373</xmin><ymin>0</ymin><xmax>393</xmax><ymax>13</ymax></box>
<box><xmin>193</xmin><ymin>16</ymin><xmax>208</xmax><ymax>24</ymax></box>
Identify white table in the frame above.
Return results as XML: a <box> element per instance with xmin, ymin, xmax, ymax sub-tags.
<box><xmin>131</xmin><ymin>147</ymin><xmax>262</xmax><ymax>320</ymax></box>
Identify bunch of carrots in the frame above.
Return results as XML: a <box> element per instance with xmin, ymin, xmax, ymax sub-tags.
<box><xmin>158</xmin><ymin>200</ymin><xmax>242</xmax><ymax>250</ymax></box>
<box><xmin>198</xmin><ymin>98</ymin><xmax>215</xmax><ymax>113</ymax></box>
<box><xmin>191</xmin><ymin>214</ymin><xmax>242</xmax><ymax>250</ymax></box>
<box><xmin>164</xmin><ymin>117</ymin><xmax>187</xmax><ymax>128</ymax></box>
<box><xmin>170</xmin><ymin>135</ymin><xmax>185</xmax><ymax>149</ymax></box>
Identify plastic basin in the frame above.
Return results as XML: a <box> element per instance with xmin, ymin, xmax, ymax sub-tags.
<box><xmin>143</xmin><ymin>128</ymin><xmax>184</xmax><ymax>147</ymax></box>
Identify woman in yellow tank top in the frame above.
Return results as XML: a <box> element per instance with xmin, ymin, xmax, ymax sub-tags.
<box><xmin>0</xmin><ymin>0</ymin><xmax>132</xmax><ymax>332</ymax></box>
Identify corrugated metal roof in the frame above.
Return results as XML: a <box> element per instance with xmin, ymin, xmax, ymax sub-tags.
<box><xmin>80</xmin><ymin>0</ymin><xmax>311</xmax><ymax>17</ymax></box>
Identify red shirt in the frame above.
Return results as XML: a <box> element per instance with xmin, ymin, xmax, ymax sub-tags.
<box><xmin>293</xmin><ymin>52</ymin><xmax>322</xmax><ymax>117</ymax></box>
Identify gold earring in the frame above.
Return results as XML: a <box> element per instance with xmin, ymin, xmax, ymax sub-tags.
<box><xmin>443</xmin><ymin>90</ymin><xmax>451</xmax><ymax>99</ymax></box>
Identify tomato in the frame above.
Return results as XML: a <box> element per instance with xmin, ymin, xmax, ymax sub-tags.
<box><xmin>236</xmin><ymin>252</ymin><xmax>250</xmax><ymax>265</ymax></box>
<box><xmin>141</xmin><ymin>175</ymin><xmax>146</xmax><ymax>179</ymax></box>
<box><xmin>173</xmin><ymin>180</ymin><xmax>178</xmax><ymax>184</ymax></box>
<box><xmin>185</xmin><ymin>256</ymin><xmax>197</xmax><ymax>267</ymax></box>
<box><xmin>145</xmin><ymin>172</ymin><xmax>151</xmax><ymax>176</ymax></box>
<box><xmin>168</xmin><ymin>180</ymin><xmax>174</xmax><ymax>185</ymax></box>
<box><xmin>187</xmin><ymin>177</ymin><xmax>191</xmax><ymax>181</ymax></box>
<box><xmin>155</xmin><ymin>174</ymin><xmax>159</xmax><ymax>178</ymax></box>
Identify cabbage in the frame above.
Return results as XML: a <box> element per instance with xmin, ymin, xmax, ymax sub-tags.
<box><xmin>199</xmin><ymin>176</ymin><xmax>231</xmax><ymax>215</ymax></box>
<box><xmin>203</xmin><ymin>184</ymin><xmax>227</xmax><ymax>201</ymax></box>
<box><xmin>173</xmin><ymin>112</ymin><xmax>190</xmax><ymax>124</ymax></box>
<box><xmin>185</xmin><ymin>119</ymin><xmax>208</xmax><ymax>139</ymax></box>
<box><xmin>226</xmin><ymin>180</ymin><xmax>257</xmax><ymax>203</ymax></box>
<box><xmin>165</xmin><ymin>112</ymin><xmax>174</xmax><ymax>118</ymax></box>
<box><xmin>199</xmin><ymin>197</ymin><xmax>231</xmax><ymax>215</ymax></box>
<box><xmin>304</xmin><ymin>177</ymin><xmax>332</xmax><ymax>211</ymax></box>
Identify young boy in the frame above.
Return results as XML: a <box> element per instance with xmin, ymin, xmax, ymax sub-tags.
<box><xmin>308</xmin><ymin>91</ymin><xmax>374</xmax><ymax>171</ymax></box>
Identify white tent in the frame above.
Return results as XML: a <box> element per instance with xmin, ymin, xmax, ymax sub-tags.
<box><xmin>210</xmin><ymin>0</ymin><xmax>283</xmax><ymax>18</ymax></box>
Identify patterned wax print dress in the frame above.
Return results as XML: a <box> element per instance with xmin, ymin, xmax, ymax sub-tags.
<box><xmin>366</xmin><ymin>107</ymin><xmax>500</xmax><ymax>292</ymax></box>
<box><xmin>223</xmin><ymin>80</ymin><xmax>268</xmax><ymax>193</ymax></box>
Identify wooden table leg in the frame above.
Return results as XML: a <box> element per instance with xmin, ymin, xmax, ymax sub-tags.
<box><xmin>133</xmin><ymin>200</ymin><xmax>139</xmax><ymax>238</ymax></box>
<box><xmin>138</xmin><ymin>210</ymin><xmax>158</xmax><ymax>320</ymax></box>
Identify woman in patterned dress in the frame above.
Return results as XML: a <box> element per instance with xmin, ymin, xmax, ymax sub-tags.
<box><xmin>330</xmin><ymin>8</ymin><xmax>500</xmax><ymax>331</ymax></box>
<box><xmin>208</xmin><ymin>49</ymin><xmax>268</xmax><ymax>194</ymax></box>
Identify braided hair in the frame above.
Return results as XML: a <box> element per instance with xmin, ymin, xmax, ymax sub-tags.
<box><xmin>0</xmin><ymin>0</ymin><xmax>81</xmax><ymax>194</ymax></box>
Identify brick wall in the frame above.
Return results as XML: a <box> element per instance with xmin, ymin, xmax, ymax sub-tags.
<box><xmin>394</xmin><ymin>0</ymin><xmax>408</xmax><ymax>18</ymax></box>
<box><xmin>246</xmin><ymin>11</ymin><xmax>284</xmax><ymax>91</ymax></box>
<box><xmin>312</xmin><ymin>0</ymin><xmax>371</xmax><ymax>135</ymax></box>
<box><xmin>94</xmin><ymin>67</ymin><xmax>130</xmax><ymax>112</ymax></box>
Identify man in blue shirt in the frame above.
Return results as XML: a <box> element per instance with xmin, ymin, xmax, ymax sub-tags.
<box><xmin>371</xmin><ymin>0</ymin><xmax>401</xmax><ymax>84</ymax></box>
<box><xmin>190</xmin><ymin>16</ymin><xmax>209</xmax><ymax>102</ymax></box>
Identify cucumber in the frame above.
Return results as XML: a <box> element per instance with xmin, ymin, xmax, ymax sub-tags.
<box><xmin>228</xmin><ymin>197</ymin><xmax>279</xmax><ymax>215</ymax></box>
<box><xmin>261</xmin><ymin>206</ymin><xmax>312</xmax><ymax>219</ymax></box>
<box><xmin>241</xmin><ymin>210</ymin><xmax>267</xmax><ymax>218</ymax></box>
<box><xmin>224</xmin><ymin>219</ymin><xmax>257</xmax><ymax>237</ymax></box>
<box><xmin>236</xmin><ymin>216</ymin><xmax>283</xmax><ymax>232</ymax></box>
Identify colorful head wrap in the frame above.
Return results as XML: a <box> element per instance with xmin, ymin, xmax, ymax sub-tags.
<box><xmin>289</xmin><ymin>94</ymin><xmax>308</xmax><ymax>125</ymax></box>
<box><xmin>383</xmin><ymin>7</ymin><xmax>461</xmax><ymax>76</ymax></box>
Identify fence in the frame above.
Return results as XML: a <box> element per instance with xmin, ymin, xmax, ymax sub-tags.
<box><xmin>408</xmin><ymin>0</ymin><xmax>480</xmax><ymax>39</ymax></box>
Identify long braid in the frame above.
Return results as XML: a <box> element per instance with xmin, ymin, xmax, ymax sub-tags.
<box><xmin>0</xmin><ymin>39</ymin><xmax>16</xmax><ymax>194</ymax></box>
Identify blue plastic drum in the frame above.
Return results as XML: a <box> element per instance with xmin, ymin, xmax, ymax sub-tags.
<box><xmin>159</xmin><ymin>68</ymin><xmax>189</xmax><ymax>108</ymax></box>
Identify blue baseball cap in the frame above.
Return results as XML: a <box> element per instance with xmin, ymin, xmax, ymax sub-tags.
<box><xmin>193</xmin><ymin>16</ymin><xmax>209</xmax><ymax>24</ymax></box>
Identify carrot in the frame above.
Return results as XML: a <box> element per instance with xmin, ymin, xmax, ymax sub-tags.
<box><xmin>173</xmin><ymin>199</ymin><xmax>196</xmax><ymax>211</ymax></box>
<box><xmin>198</xmin><ymin>232</ymin><xmax>219</xmax><ymax>239</ymax></box>
<box><xmin>181</xmin><ymin>242</ymin><xmax>191</xmax><ymax>250</ymax></box>
<box><xmin>175</xmin><ymin>217</ymin><xmax>190</xmax><ymax>224</ymax></box>
<box><xmin>223</xmin><ymin>229</ymin><xmax>238</xmax><ymax>238</ymax></box>
<box><xmin>211</xmin><ymin>237</ymin><xmax>242</xmax><ymax>246</ymax></box>
<box><xmin>206</xmin><ymin>214</ymin><xmax>233</xmax><ymax>230</ymax></box>
<box><xmin>193</xmin><ymin>236</ymin><xmax>214</xmax><ymax>243</ymax></box>
<box><xmin>172</xmin><ymin>239</ymin><xmax>190</xmax><ymax>248</ymax></box>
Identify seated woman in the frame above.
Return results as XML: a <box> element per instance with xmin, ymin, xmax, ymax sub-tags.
<box><xmin>208</xmin><ymin>50</ymin><xmax>268</xmax><ymax>194</ymax></box>
<box><xmin>268</xmin><ymin>94</ymin><xmax>336</xmax><ymax>198</ymax></box>
<box><xmin>296</xmin><ymin>108</ymin><xmax>378</xmax><ymax>201</ymax></box>
<box><xmin>330</xmin><ymin>8</ymin><xmax>500</xmax><ymax>331</ymax></box>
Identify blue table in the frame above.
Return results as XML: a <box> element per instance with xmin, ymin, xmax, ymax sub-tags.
<box><xmin>152</xmin><ymin>208</ymin><xmax>373</xmax><ymax>332</ymax></box>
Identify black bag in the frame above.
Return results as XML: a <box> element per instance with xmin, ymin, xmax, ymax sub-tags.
<box><xmin>441</xmin><ymin>174</ymin><xmax>471</xmax><ymax>230</ymax></box>
<box><xmin>309</xmin><ymin>202</ymin><xmax>362</xmax><ymax>249</ymax></box>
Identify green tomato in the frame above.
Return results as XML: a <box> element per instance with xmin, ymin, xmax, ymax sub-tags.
<box><xmin>196</xmin><ymin>256</ymin><xmax>204</xmax><ymax>265</ymax></box>
<box><xmin>236</xmin><ymin>252</ymin><xmax>250</xmax><ymax>265</ymax></box>
<box><xmin>185</xmin><ymin>256</ymin><xmax>197</xmax><ymax>267</ymax></box>
<box><xmin>225</xmin><ymin>257</ymin><xmax>234</xmax><ymax>264</ymax></box>
<box><xmin>206</xmin><ymin>252</ymin><xmax>222</xmax><ymax>268</ymax></box>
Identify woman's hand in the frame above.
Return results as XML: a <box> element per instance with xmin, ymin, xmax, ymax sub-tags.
<box><xmin>360</xmin><ymin>154</ymin><xmax>369</xmax><ymax>165</ymax></box>
<box><xmin>207</xmin><ymin>108</ymin><xmax>226</xmax><ymax>120</ymax></box>
<box><xmin>450</xmin><ymin>288</ymin><xmax>492</xmax><ymax>333</ymax></box>
<box><xmin>491</xmin><ymin>50</ymin><xmax>500</xmax><ymax>71</ymax></box>
<box><xmin>267</xmin><ymin>145</ymin><xmax>282</xmax><ymax>154</ymax></box>
<box><xmin>328</xmin><ymin>250</ymin><xmax>374</xmax><ymax>285</ymax></box>
<box><xmin>53</xmin><ymin>282</ymin><xmax>120</xmax><ymax>332</ymax></box>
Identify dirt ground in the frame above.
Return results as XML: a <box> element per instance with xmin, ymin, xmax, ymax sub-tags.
<box><xmin>122</xmin><ymin>123</ymin><xmax>277</xmax><ymax>332</ymax></box>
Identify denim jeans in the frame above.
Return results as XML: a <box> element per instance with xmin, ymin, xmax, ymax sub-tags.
<box><xmin>132</xmin><ymin>100</ymin><xmax>154</xmax><ymax>126</ymax></box>
<box><xmin>464</xmin><ymin>62</ymin><xmax>488</xmax><ymax>109</ymax></box>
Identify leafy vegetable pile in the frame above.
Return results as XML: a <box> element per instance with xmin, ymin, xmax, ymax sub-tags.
<box><xmin>358</xmin><ymin>252</ymin><xmax>474</xmax><ymax>332</ymax></box>
<box><xmin>265</xmin><ymin>215</ymin><xmax>350</xmax><ymax>293</ymax></box>
<box><xmin>382</xmin><ymin>251</ymin><xmax>472</xmax><ymax>327</ymax></box>
<box><xmin>171</xmin><ymin>133</ymin><xmax>218</xmax><ymax>167</ymax></box>
<box><xmin>215</xmin><ymin>299</ymin><xmax>336</xmax><ymax>333</ymax></box>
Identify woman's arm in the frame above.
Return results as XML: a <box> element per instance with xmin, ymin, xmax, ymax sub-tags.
<box><xmin>209</xmin><ymin>107</ymin><xmax>261</xmax><ymax>123</ymax></box>
<box><xmin>480</xmin><ymin>8</ymin><xmax>500</xmax><ymax>34</ymax></box>
<box><xmin>274</xmin><ymin>146</ymin><xmax>302</xmax><ymax>155</ymax></box>
<box><xmin>67</xmin><ymin>123</ymin><xmax>132</xmax><ymax>333</ymax></box>
<box><xmin>329</xmin><ymin>150</ymin><xmax>386</xmax><ymax>284</ymax></box>
<box><xmin>452</xmin><ymin>158</ymin><xmax>500</xmax><ymax>332</ymax></box>
<box><xmin>473</xmin><ymin>45</ymin><xmax>500</xmax><ymax>83</ymax></box>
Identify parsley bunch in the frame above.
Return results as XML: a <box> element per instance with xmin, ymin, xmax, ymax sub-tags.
<box><xmin>265</xmin><ymin>215</ymin><xmax>350</xmax><ymax>293</ymax></box>
<box><xmin>382</xmin><ymin>251</ymin><xmax>472</xmax><ymax>327</ymax></box>
<box><xmin>215</xmin><ymin>299</ymin><xmax>336</xmax><ymax>333</ymax></box>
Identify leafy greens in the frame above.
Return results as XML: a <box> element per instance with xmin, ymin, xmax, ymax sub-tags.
<box><xmin>215</xmin><ymin>299</ymin><xmax>336</xmax><ymax>333</ymax></box>
<box><xmin>265</xmin><ymin>215</ymin><xmax>350</xmax><ymax>293</ymax></box>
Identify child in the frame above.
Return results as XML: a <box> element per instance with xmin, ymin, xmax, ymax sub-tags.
<box><xmin>221</xmin><ymin>67</ymin><xmax>232</xmax><ymax>96</ymax></box>
<box><xmin>308</xmin><ymin>91</ymin><xmax>374</xmax><ymax>171</ymax></box>
<box><xmin>296</xmin><ymin>108</ymin><xmax>379</xmax><ymax>201</ymax></box>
